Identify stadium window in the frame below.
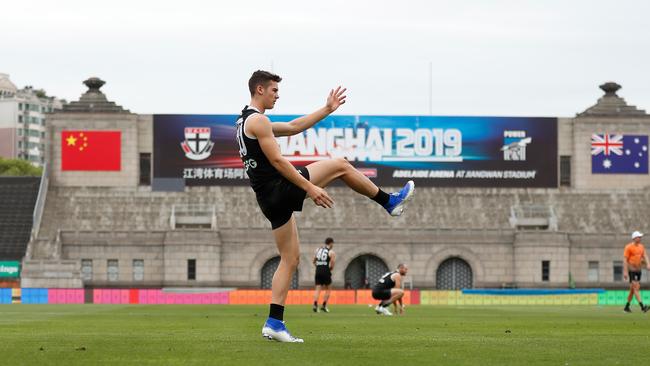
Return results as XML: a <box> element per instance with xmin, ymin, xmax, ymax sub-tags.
<box><xmin>588</xmin><ymin>261</ymin><xmax>599</xmax><ymax>282</ymax></box>
<box><xmin>133</xmin><ymin>259</ymin><xmax>144</xmax><ymax>281</ymax></box>
<box><xmin>18</xmin><ymin>103</ymin><xmax>23</xmax><ymax>110</ymax></box>
<box><xmin>541</xmin><ymin>260</ymin><xmax>550</xmax><ymax>282</ymax></box>
<box><xmin>81</xmin><ymin>259</ymin><xmax>93</xmax><ymax>281</ymax></box>
<box><xmin>187</xmin><ymin>259</ymin><xmax>196</xmax><ymax>280</ymax></box>
<box><xmin>107</xmin><ymin>259</ymin><xmax>119</xmax><ymax>282</ymax></box>
<box><xmin>139</xmin><ymin>153</ymin><xmax>151</xmax><ymax>186</ymax></box>
<box><xmin>560</xmin><ymin>156</ymin><xmax>571</xmax><ymax>187</ymax></box>
<box><xmin>18</xmin><ymin>115</ymin><xmax>23</xmax><ymax>123</ymax></box>
<box><xmin>613</xmin><ymin>261</ymin><xmax>623</xmax><ymax>282</ymax></box>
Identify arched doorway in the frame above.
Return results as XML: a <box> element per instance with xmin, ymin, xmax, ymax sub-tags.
<box><xmin>261</xmin><ymin>256</ymin><xmax>299</xmax><ymax>289</ymax></box>
<box><xmin>436</xmin><ymin>257</ymin><xmax>473</xmax><ymax>290</ymax></box>
<box><xmin>344</xmin><ymin>254</ymin><xmax>389</xmax><ymax>289</ymax></box>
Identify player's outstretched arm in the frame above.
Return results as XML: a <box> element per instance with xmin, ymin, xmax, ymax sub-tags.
<box><xmin>248</xmin><ymin>114</ymin><xmax>334</xmax><ymax>208</ymax></box>
<box><xmin>271</xmin><ymin>86</ymin><xmax>347</xmax><ymax>137</ymax></box>
<box><xmin>329</xmin><ymin>251</ymin><xmax>336</xmax><ymax>271</ymax></box>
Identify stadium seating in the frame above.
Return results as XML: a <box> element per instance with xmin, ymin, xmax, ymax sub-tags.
<box><xmin>33</xmin><ymin>185</ymin><xmax>650</xmax><ymax>241</ymax></box>
<box><xmin>0</xmin><ymin>177</ymin><xmax>40</xmax><ymax>260</ymax></box>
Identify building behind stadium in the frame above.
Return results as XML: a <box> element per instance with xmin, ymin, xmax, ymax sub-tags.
<box><xmin>4</xmin><ymin>77</ymin><xmax>650</xmax><ymax>291</ymax></box>
<box><xmin>0</xmin><ymin>73</ymin><xmax>64</xmax><ymax>167</ymax></box>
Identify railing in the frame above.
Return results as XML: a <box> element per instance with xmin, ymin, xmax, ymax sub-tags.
<box><xmin>25</xmin><ymin>163</ymin><xmax>49</xmax><ymax>260</ymax></box>
<box><xmin>170</xmin><ymin>204</ymin><xmax>217</xmax><ymax>230</ymax></box>
<box><xmin>511</xmin><ymin>204</ymin><xmax>552</xmax><ymax>218</ymax></box>
<box><xmin>30</xmin><ymin>163</ymin><xmax>49</xmax><ymax>241</ymax></box>
<box><xmin>509</xmin><ymin>204</ymin><xmax>558</xmax><ymax>231</ymax></box>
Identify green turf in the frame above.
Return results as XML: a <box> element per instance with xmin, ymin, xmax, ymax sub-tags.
<box><xmin>0</xmin><ymin>304</ymin><xmax>649</xmax><ymax>365</ymax></box>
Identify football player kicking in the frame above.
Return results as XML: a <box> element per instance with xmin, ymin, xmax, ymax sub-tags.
<box><xmin>236</xmin><ymin>70</ymin><xmax>415</xmax><ymax>342</ymax></box>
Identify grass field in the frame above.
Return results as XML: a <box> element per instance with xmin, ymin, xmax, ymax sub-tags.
<box><xmin>1</xmin><ymin>304</ymin><xmax>649</xmax><ymax>365</ymax></box>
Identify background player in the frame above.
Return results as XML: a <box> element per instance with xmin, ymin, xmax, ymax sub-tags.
<box><xmin>313</xmin><ymin>237</ymin><xmax>336</xmax><ymax>313</ymax></box>
<box><xmin>237</xmin><ymin>70</ymin><xmax>415</xmax><ymax>342</ymax></box>
<box><xmin>372</xmin><ymin>264</ymin><xmax>408</xmax><ymax>316</ymax></box>
<box><xmin>623</xmin><ymin>231</ymin><xmax>650</xmax><ymax>313</ymax></box>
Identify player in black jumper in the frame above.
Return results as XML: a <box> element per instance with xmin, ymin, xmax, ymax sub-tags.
<box><xmin>372</xmin><ymin>264</ymin><xmax>409</xmax><ymax>316</ymax></box>
<box><xmin>313</xmin><ymin>237</ymin><xmax>336</xmax><ymax>313</ymax></box>
<box><xmin>236</xmin><ymin>70</ymin><xmax>415</xmax><ymax>342</ymax></box>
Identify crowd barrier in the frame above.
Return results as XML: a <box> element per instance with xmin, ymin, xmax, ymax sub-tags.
<box><xmin>2</xmin><ymin>288</ymin><xmax>649</xmax><ymax>305</ymax></box>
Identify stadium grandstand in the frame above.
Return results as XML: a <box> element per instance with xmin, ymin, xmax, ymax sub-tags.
<box><xmin>3</xmin><ymin>77</ymin><xmax>650</xmax><ymax>305</ymax></box>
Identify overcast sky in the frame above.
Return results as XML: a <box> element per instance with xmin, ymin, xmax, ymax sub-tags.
<box><xmin>3</xmin><ymin>0</ymin><xmax>649</xmax><ymax>117</ymax></box>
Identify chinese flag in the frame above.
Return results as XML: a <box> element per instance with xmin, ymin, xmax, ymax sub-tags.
<box><xmin>61</xmin><ymin>131</ymin><xmax>121</xmax><ymax>171</ymax></box>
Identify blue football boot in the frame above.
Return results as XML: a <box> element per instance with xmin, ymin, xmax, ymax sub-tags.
<box><xmin>383</xmin><ymin>180</ymin><xmax>415</xmax><ymax>216</ymax></box>
<box><xmin>261</xmin><ymin>318</ymin><xmax>304</xmax><ymax>343</ymax></box>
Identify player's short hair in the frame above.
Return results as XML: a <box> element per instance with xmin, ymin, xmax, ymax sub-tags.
<box><xmin>397</xmin><ymin>263</ymin><xmax>406</xmax><ymax>269</ymax></box>
<box><xmin>248</xmin><ymin>70</ymin><xmax>282</xmax><ymax>96</ymax></box>
<box><xmin>325</xmin><ymin>237</ymin><xmax>334</xmax><ymax>245</ymax></box>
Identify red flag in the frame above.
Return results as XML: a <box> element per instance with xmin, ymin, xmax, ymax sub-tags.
<box><xmin>61</xmin><ymin>131</ymin><xmax>121</xmax><ymax>171</ymax></box>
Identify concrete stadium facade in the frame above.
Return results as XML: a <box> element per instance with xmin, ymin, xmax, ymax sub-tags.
<box><xmin>20</xmin><ymin>79</ymin><xmax>650</xmax><ymax>290</ymax></box>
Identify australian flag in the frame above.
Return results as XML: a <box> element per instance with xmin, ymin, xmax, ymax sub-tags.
<box><xmin>591</xmin><ymin>134</ymin><xmax>648</xmax><ymax>174</ymax></box>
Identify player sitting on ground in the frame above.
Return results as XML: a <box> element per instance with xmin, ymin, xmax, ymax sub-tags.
<box><xmin>372</xmin><ymin>264</ymin><xmax>408</xmax><ymax>316</ymax></box>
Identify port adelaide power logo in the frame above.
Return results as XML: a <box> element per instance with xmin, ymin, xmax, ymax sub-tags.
<box><xmin>181</xmin><ymin>127</ymin><xmax>215</xmax><ymax>160</ymax></box>
<box><xmin>501</xmin><ymin>130</ymin><xmax>532</xmax><ymax>161</ymax></box>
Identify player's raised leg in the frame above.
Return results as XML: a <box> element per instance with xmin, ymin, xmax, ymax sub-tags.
<box><xmin>306</xmin><ymin>158</ymin><xmax>415</xmax><ymax>216</ymax></box>
<box><xmin>262</xmin><ymin>217</ymin><xmax>304</xmax><ymax>343</ymax></box>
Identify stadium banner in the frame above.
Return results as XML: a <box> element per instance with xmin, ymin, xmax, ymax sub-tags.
<box><xmin>0</xmin><ymin>261</ymin><xmax>20</xmax><ymax>278</ymax></box>
<box><xmin>153</xmin><ymin>115</ymin><xmax>557</xmax><ymax>187</ymax></box>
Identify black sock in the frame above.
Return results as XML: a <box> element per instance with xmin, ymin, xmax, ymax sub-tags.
<box><xmin>322</xmin><ymin>301</ymin><xmax>327</xmax><ymax>307</ymax></box>
<box><xmin>625</xmin><ymin>302</ymin><xmax>631</xmax><ymax>307</ymax></box>
<box><xmin>640</xmin><ymin>302</ymin><xmax>645</xmax><ymax>308</ymax></box>
<box><xmin>371</xmin><ymin>189</ymin><xmax>390</xmax><ymax>206</ymax></box>
<box><xmin>382</xmin><ymin>301</ymin><xmax>391</xmax><ymax>308</ymax></box>
<box><xmin>269</xmin><ymin>303</ymin><xmax>284</xmax><ymax>321</ymax></box>
<box><xmin>313</xmin><ymin>301</ymin><xmax>317</xmax><ymax>307</ymax></box>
